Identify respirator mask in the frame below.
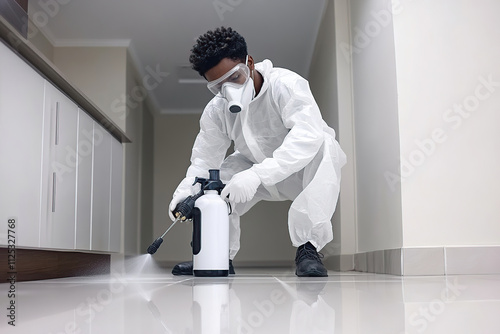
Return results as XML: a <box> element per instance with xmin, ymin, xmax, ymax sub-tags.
<box><xmin>207</xmin><ymin>56</ymin><xmax>255</xmax><ymax>113</ymax></box>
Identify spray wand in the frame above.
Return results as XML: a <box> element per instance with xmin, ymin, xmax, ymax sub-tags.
<box><xmin>147</xmin><ymin>177</ymin><xmax>208</xmax><ymax>255</ymax></box>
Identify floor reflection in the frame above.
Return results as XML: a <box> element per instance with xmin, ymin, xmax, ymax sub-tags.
<box><xmin>1</xmin><ymin>264</ymin><xmax>499</xmax><ymax>334</ymax></box>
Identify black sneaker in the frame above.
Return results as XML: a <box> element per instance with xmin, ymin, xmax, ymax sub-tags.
<box><xmin>295</xmin><ymin>242</ymin><xmax>328</xmax><ymax>277</ymax></box>
<box><xmin>172</xmin><ymin>260</ymin><xmax>235</xmax><ymax>276</ymax></box>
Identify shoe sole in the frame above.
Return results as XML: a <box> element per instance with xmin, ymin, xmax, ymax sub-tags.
<box><xmin>296</xmin><ymin>270</ymin><xmax>328</xmax><ymax>277</ymax></box>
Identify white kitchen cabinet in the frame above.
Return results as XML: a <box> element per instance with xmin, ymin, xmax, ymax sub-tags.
<box><xmin>40</xmin><ymin>82</ymin><xmax>79</xmax><ymax>250</ymax></box>
<box><xmin>109</xmin><ymin>139</ymin><xmax>123</xmax><ymax>252</ymax></box>
<box><xmin>91</xmin><ymin>122</ymin><xmax>112</xmax><ymax>252</ymax></box>
<box><xmin>75</xmin><ymin>110</ymin><xmax>94</xmax><ymax>250</ymax></box>
<box><xmin>0</xmin><ymin>41</ymin><xmax>45</xmax><ymax>247</ymax></box>
<box><xmin>0</xmin><ymin>40</ymin><xmax>124</xmax><ymax>254</ymax></box>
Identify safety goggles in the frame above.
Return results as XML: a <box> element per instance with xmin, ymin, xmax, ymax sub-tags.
<box><xmin>207</xmin><ymin>63</ymin><xmax>251</xmax><ymax>95</ymax></box>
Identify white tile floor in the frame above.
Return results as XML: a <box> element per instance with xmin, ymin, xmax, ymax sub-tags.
<box><xmin>2</xmin><ymin>256</ymin><xmax>500</xmax><ymax>334</ymax></box>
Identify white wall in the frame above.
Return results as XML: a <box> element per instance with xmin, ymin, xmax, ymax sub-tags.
<box><xmin>392</xmin><ymin>0</ymin><xmax>500</xmax><ymax>247</ymax></box>
<box><xmin>152</xmin><ymin>114</ymin><xmax>198</xmax><ymax>263</ymax></box>
<box><xmin>309</xmin><ymin>0</ymin><xmax>339</xmax><ymax>130</ymax></box>
<box><xmin>27</xmin><ymin>18</ymin><xmax>54</xmax><ymax>60</ymax></box>
<box><xmin>348</xmin><ymin>0</ymin><xmax>403</xmax><ymax>252</ymax></box>
<box><xmin>308</xmin><ymin>0</ymin><xmax>357</xmax><ymax>265</ymax></box>
<box><xmin>344</xmin><ymin>0</ymin><xmax>500</xmax><ymax>256</ymax></box>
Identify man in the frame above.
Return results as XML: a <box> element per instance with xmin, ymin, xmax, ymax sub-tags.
<box><xmin>169</xmin><ymin>27</ymin><xmax>346</xmax><ymax>277</ymax></box>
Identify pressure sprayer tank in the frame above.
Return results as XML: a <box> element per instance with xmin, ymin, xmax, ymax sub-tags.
<box><xmin>192</xmin><ymin>169</ymin><xmax>230</xmax><ymax>277</ymax></box>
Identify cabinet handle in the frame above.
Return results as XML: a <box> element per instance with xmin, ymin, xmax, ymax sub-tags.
<box><xmin>52</xmin><ymin>172</ymin><xmax>57</xmax><ymax>212</ymax></box>
<box><xmin>55</xmin><ymin>102</ymin><xmax>60</xmax><ymax>145</ymax></box>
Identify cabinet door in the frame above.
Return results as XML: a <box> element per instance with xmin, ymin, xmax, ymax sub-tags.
<box><xmin>91</xmin><ymin>122</ymin><xmax>112</xmax><ymax>252</ymax></box>
<box><xmin>75</xmin><ymin>110</ymin><xmax>94</xmax><ymax>250</ymax></box>
<box><xmin>0</xmin><ymin>42</ymin><xmax>45</xmax><ymax>247</ymax></box>
<box><xmin>40</xmin><ymin>82</ymin><xmax>78</xmax><ymax>250</ymax></box>
<box><xmin>109</xmin><ymin>139</ymin><xmax>123</xmax><ymax>252</ymax></box>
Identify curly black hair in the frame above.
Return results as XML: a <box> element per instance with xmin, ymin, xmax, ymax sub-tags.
<box><xmin>189</xmin><ymin>27</ymin><xmax>248</xmax><ymax>77</ymax></box>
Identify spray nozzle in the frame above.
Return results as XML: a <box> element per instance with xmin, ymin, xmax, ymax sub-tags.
<box><xmin>147</xmin><ymin>237</ymin><xmax>164</xmax><ymax>255</ymax></box>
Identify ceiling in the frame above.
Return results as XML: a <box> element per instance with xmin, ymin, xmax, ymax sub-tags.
<box><xmin>28</xmin><ymin>0</ymin><xmax>327</xmax><ymax>114</ymax></box>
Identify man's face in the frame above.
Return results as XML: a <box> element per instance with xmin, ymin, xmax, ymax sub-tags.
<box><xmin>206</xmin><ymin>61</ymin><xmax>251</xmax><ymax>96</ymax></box>
<box><xmin>205</xmin><ymin>58</ymin><xmax>244</xmax><ymax>83</ymax></box>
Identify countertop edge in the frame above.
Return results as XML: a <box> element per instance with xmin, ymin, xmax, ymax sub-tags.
<box><xmin>0</xmin><ymin>16</ymin><xmax>132</xmax><ymax>144</ymax></box>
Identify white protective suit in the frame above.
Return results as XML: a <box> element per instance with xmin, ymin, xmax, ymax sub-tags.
<box><xmin>175</xmin><ymin>59</ymin><xmax>346</xmax><ymax>258</ymax></box>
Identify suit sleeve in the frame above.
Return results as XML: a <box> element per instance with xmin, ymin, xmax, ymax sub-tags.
<box><xmin>251</xmin><ymin>76</ymin><xmax>325</xmax><ymax>186</ymax></box>
<box><xmin>186</xmin><ymin>104</ymin><xmax>232</xmax><ymax>179</ymax></box>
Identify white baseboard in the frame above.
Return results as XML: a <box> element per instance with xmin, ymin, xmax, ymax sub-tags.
<box><xmin>344</xmin><ymin>246</ymin><xmax>500</xmax><ymax>276</ymax></box>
